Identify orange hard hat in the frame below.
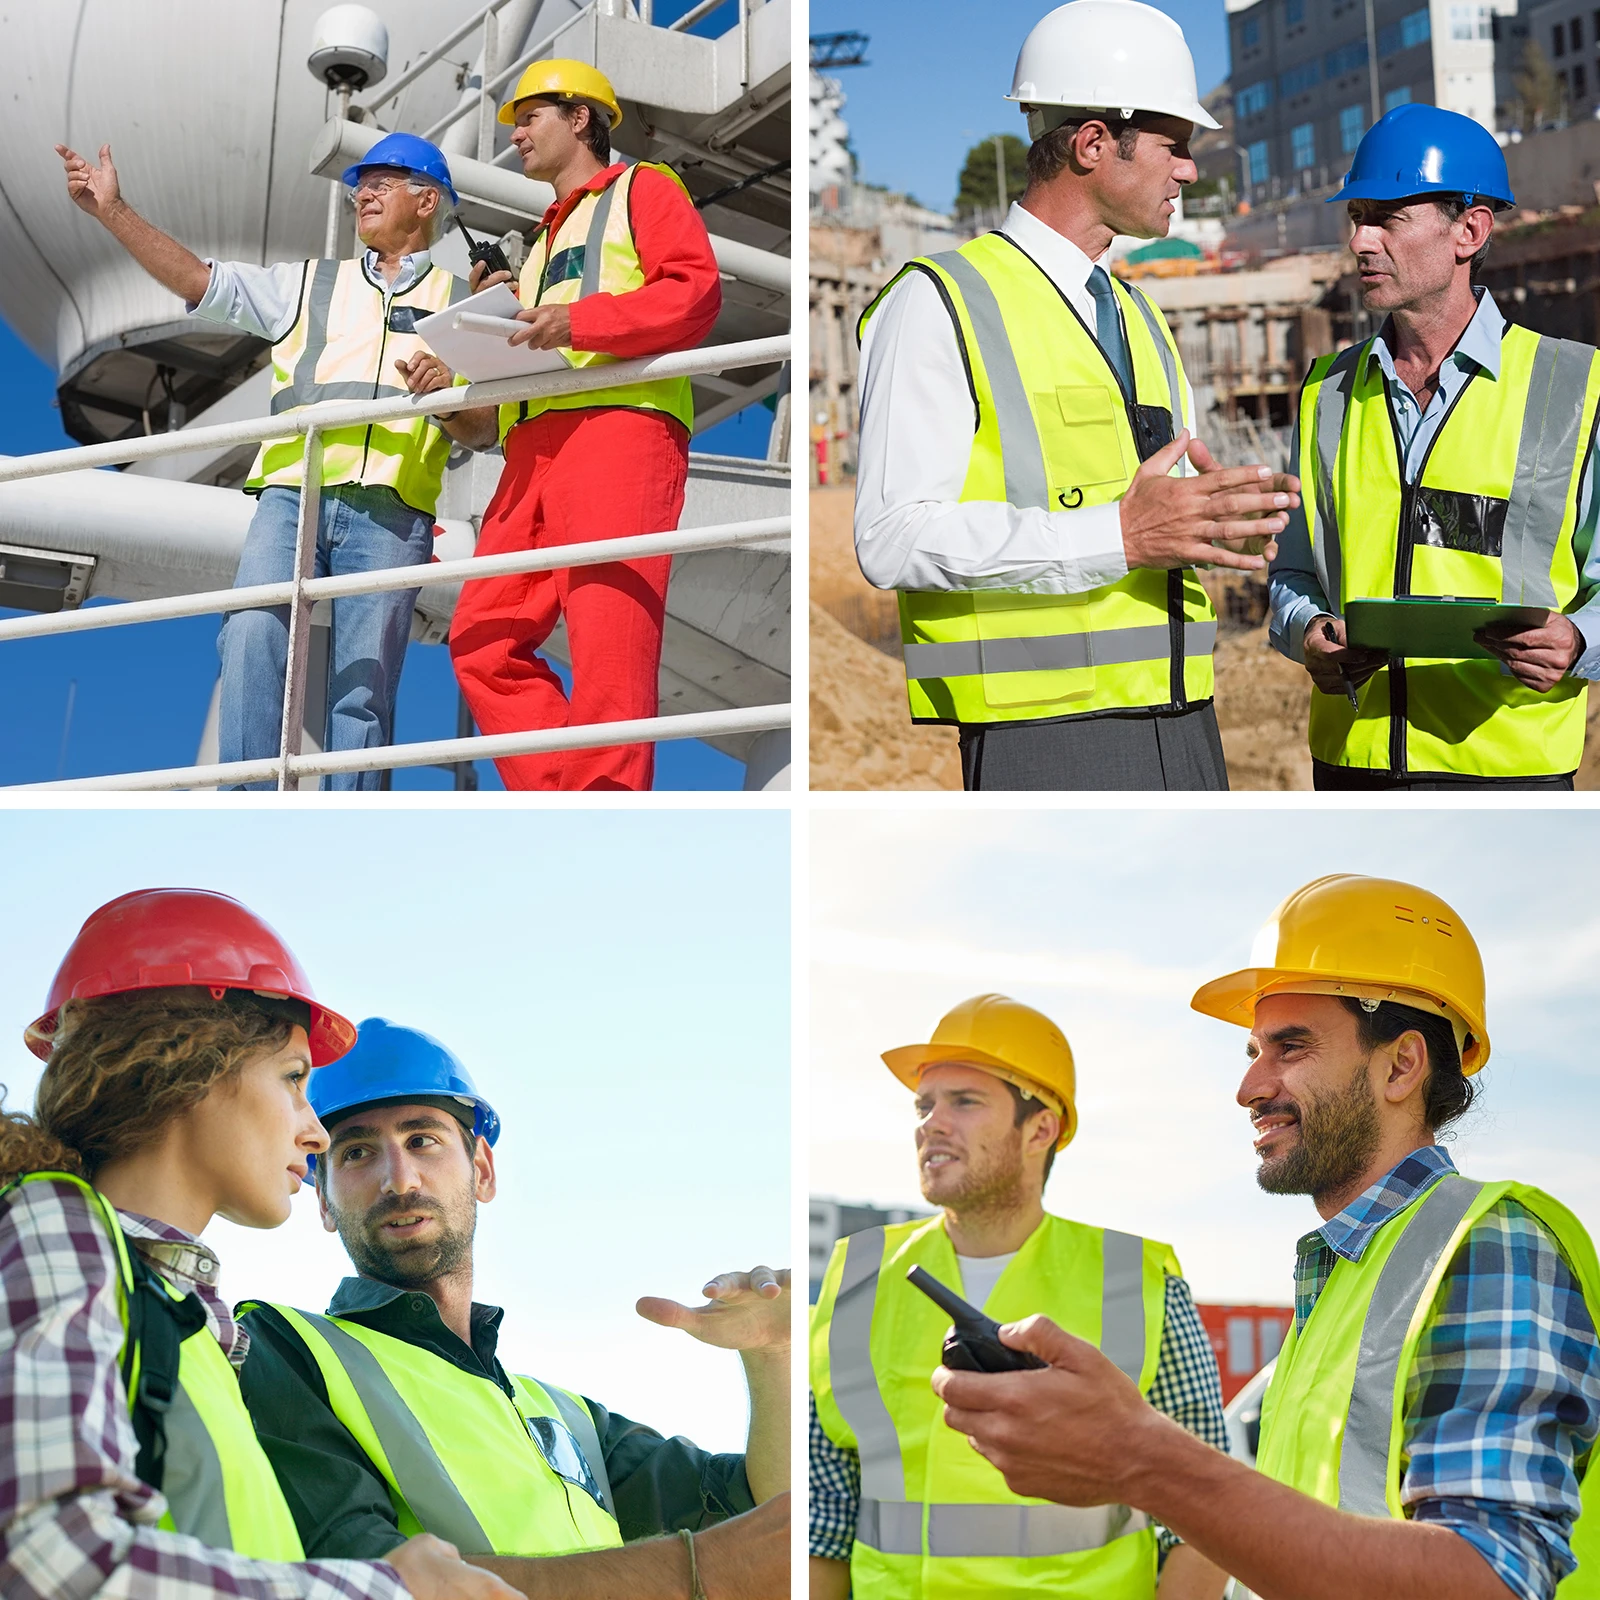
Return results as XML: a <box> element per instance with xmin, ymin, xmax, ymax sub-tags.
<box><xmin>26</xmin><ymin>888</ymin><xmax>357</xmax><ymax>1067</ymax></box>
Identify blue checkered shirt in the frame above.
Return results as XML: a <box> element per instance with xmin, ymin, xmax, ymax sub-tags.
<box><xmin>809</xmin><ymin>1270</ymin><xmax>1227</xmax><ymax>1564</ymax></box>
<box><xmin>1291</xmin><ymin>1144</ymin><xmax>1600</xmax><ymax>1600</ymax></box>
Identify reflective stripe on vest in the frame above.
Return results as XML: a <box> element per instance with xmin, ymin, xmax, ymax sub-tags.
<box><xmin>1300</xmin><ymin>322</ymin><xmax>1600</xmax><ymax>777</ymax></box>
<box><xmin>858</xmin><ymin>233</ymin><xmax>1216</xmax><ymax>727</ymax></box>
<box><xmin>258</xmin><ymin>1303</ymin><xmax>621</xmax><ymax>1556</ymax></box>
<box><xmin>498</xmin><ymin>162</ymin><xmax>695</xmax><ymax>442</ymax></box>
<box><xmin>812</xmin><ymin>1213</ymin><xmax>1171</xmax><ymax>1597</ymax></box>
<box><xmin>1254</xmin><ymin>1173</ymin><xmax>1600</xmax><ymax>1597</ymax></box>
<box><xmin>3</xmin><ymin>1173</ymin><xmax>304</xmax><ymax>1561</ymax></box>
<box><xmin>248</xmin><ymin>256</ymin><xmax>468</xmax><ymax>515</ymax></box>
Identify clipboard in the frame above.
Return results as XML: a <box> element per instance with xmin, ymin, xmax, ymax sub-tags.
<box><xmin>1344</xmin><ymin>597</ymin><xmax>1550</xmax><ymax>660</ymax></box>
<box><xmin>414</xmin><ymin>284</ymin><xmax>573</xmax><ymax>384</ymax></box>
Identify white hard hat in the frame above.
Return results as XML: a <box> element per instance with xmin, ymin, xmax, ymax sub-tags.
<box><xmin>1008</xmin><ymin>1</ymin><xmax>1221</xmax><ymax>135</ymax></box>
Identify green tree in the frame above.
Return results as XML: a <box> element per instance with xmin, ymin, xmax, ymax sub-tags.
<box><xmin>1514</xmin><ymin>38</ymin><xmax>1564</xmax><ymax>129</ymax></box>
<box><xmin>955</xmin><ymin>134</ymin><xmax>1028</xmax><ymax>219</ymax></box>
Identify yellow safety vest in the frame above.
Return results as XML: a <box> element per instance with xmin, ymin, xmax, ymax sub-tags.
<box><xmin>857</xmin><ymin>233</ymin><xmax>1215</xmax><ymax>726</ymax></box>
<box><xmin>1298</xmin><ymin>324</ymin><xmax>1600</xmax><ymax>778</ymax></box>
<box><xmin>1256</xmin><ymin>1171</ymin><xmax>1600</xmax><ymax>1595</ymax></box>
<box><xmin>249</xmin><ymin>256</ymin><xmax>468</xmax><ymax>515</ymax></box>
<box><xmin>1</xmin><ymin>1172</ymin><xmax>303</xmax><ymax>1561</ymax></box>
<box><xmin>811</xmin><ymin>1213</ymin><xmax>1178</xmax><ymax>1600</ymax></box>
<box><xmin>240</xmin><ymin>1302</ymin><xmax>622</xmax><ymax>1557</ymax></box>
<box><xmin>498</xmin><ymin>162</ymin><xmax>696</xmax><ymax>444</ymax></box>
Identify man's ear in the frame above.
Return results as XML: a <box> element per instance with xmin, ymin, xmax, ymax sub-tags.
<box><xmin>1380</xmin><ymin>1029</ymin><xmax>1431</xmax><ymax>1117</ymax></box>
<box><xmin>318</xmin><ymin>1175</ymin><xmax>339</xmax><ymax>1234</ymax></box>
<box><xmin>473</xmin><ymin>1135</ymin><xmax>497</xmax><ymax>1204</ymax></box>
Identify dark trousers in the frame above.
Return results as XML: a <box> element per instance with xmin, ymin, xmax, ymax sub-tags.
<box><xmin>958</xmin><ymin>702</ymin><xmax>1229</xmax><ymax>791</ymax></box>
<box><xmin>1311</xmin><ymin>760</ymin><xmax>1575</xmax><ymax>792</ymax></box>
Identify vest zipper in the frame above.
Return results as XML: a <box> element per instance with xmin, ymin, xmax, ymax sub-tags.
<box><xmin>994</xmin><ymin>233</ymin><xmax>1189</xmax><ymax>711</ymax></box>
<box><xmin>1379</xmin><ymin>358</ymin><xmax>1479</xmax><ymax>780</ymax></box>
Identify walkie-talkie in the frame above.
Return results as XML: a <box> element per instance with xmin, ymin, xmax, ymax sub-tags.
<box><xmin>458</xmin><ymin>218</ymin><xmax>513</xmax><ymax>283</ymax></box>
<box><xmin>906</xmin><ymin>1265</ymin><xmax>1048</xmax><ymax>1372</ymax></box>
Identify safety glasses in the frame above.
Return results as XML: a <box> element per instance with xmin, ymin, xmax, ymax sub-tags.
<box><xmin>524</xmin><ymin>1414</ymin><xmax>607</xmax><ymax>1510</ymax></box>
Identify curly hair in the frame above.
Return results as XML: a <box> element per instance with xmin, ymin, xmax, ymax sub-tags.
<box><xmin>0</xmin><ymin>989</ymin><xmax>294</xmax><ymax>1187</ymax></box>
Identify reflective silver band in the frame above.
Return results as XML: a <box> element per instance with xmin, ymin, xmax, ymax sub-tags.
<box><xmin>830</xmin><ymin>1228</ymin><xmax>907</xmax><ymax>1503</ymax></box>
<box><xmin>160</xmin><ymin>1381</ymin><xmax>233</xmax><ymax>1550</ymax></box>
<box><xmin>1100</xmin><ymin>1230</ymin><xmax>1147</xmax><ymax>1383</ymax></box>
<box><xmin>857</xmin><ymin>1499</ymin><xmax>1149</xmax><ymax>1557</ymax></box>
<box><xmin>929</xmin><ymin>250</ymin><xmax>1049</xmax><ymax>510</ymax></box>
<box><xmin>294</xmin><ymin>1310</ymin><xmax>494</xmax><ymax>1553</ymax></box>
<box><xmin>579</xmin><ymin>178</ymin><xmax>620</xmax><ymax>300</ymax></box>
<box><xmin>1311</xmin><ymin>347</ymin><xmax>1360</xmax><ymax>609</ymax></box>
<box><xmin>903</xmin><ymin>621</ymin><xmax>1216</xmax><ymax>681</ymax></box>
<box><xmin>1123</xmin><ymin>284</ymin><xmax>1184</xmax><ymax>423</ymax></box>
<box><xmin>545</xmin><ymin>1385</ymin><xmax>616</xmax><ymax>1518</ymax></box>
<box><xmin>1337</xmin><ymin>1177</ymin><xmax>1485</xmax><ymax>1516</ymax></box>
<box><xmin>1502</xmin><ymin>336</ymin><xmax>1593</xmax><ymax>606</ymax></box>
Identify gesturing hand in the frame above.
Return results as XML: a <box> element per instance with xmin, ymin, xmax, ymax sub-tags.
<box><xmin>636</xmin><ymin>1265</ymin><xmax>791</xmax><ymax>1351</ymax></box>
<box><xmin>56</xmin><ymin>142</ymin><xmax>121</xmax><ymax>221</ymax></box>
<box><xmin>1118</xmin><ymin>429</ymin><xmax>1300</xmax><ymax>573</ymax></box>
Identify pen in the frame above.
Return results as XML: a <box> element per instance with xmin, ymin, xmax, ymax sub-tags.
<box><xmin>1322</xmin><ymin>619</ymin><xmax>1361</xmax><ymax>710</ymax></box>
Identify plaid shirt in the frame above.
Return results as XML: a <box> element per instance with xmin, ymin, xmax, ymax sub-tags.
<box><xmin>0</xmin><ymin>1175</ymin><xmax>408</xmax><ymax>1600</ymax></box>
<box><xmin>809</xmin><ymin>1270</ymin><xmax>1228</xmax><ymax>1563</ymax></box>
<box><xmin>1292</xmin><ymin>1145</ymin><xmax>1600</xmax><ymax>1600</ymax></box>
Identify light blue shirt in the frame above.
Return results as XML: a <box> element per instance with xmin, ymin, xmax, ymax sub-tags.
<box><xmin>1268</xmin><ymin>288</ymin><xmax>1600</xmax><ymax>679</ymax></box>
<box><xmin>189</xmin><ymin>249</ymin><xmax>435</xmax><ymax>343</ymax></box>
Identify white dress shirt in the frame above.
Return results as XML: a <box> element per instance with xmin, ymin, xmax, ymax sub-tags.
<box><xmin>854</xmin><ymin>202</ymin><xmax>1194</xmax><ymax>596</ymax></box>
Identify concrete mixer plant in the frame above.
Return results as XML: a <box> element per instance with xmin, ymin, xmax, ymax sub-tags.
<box><xmin>0</xmin><ymin>0</ymin><xmax>792</xmax><ymax>790</ymax></box>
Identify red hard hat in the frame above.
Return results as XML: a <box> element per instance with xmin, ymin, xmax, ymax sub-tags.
<box><xmin>25</xmin><ymin>888</ymin><xmax>357</xmax><ymax>1067</ymax></box>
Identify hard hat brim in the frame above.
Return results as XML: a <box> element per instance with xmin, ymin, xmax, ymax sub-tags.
<box><xmin>1325</xmin><ymin>178</ymin><xmax>1513</xmax><ymax>206</ymax></box>
<box><xmin>1005</xmin><ymin>93</ymin><xmax>1220</xmax><ymax>132</ymax></box>
<box><xmin>339</xmin><ymin>161</ymin><xmax>459</xmax><ymax>207</ymax></box>
<box><xmin>882</xmin><ymin>1043</ymin><xmax>1076</xmax><ymax>1148</ymax></box>
<box><xmin>496</xmin><ymin>93</ymin><xmax>623</xmax><ymax>131</ymax></box>
<box><xmin>1190</xmin><ymin>968</ymin><xmax>1489</xmax><ymax>1074</ymax></box>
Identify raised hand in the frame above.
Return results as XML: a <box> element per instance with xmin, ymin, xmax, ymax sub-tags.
<box><xmin>56</xmin><ymin>142</ymin><xmax>121</xmax><ymax>221</ymax></box>
<box><xmin>467</xmin><ymin>260</ymin><xmax>515</xmax><ymax>293</ymax></box>
<box><xmin>636</xmin><ymin>1265</ymin><xmax>790</xmax><ymax>1351</ymax></box>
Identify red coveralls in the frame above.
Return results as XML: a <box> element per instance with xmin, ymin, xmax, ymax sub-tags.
<box><xmin>449</xmin><ymin>164</ymin><xmax>723</xmax><ymax>791</ymax></box>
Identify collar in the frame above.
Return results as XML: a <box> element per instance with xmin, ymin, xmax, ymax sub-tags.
<box><xmin>327</xmin><ymin>1275</ymin><xmax>505</xmax><ymax>1351</ymax></box>
<box><xmin>1001</xmin><ymin>201</ymin><xmax>1112</xmax><ymax>294</ymax></box>
<box><xmin>540</xmin><ymin>161</ymin><xmax>628</xmax><ymax>243</ymax></box>
<box><xmin>116</xmin><ymin>1206</ymin><xmax>223</xmax><ymax>1291</ymax></box>
<box><xmin>1362</xmin><ymin>286</ymin><xmax>1505</xmax><ymax>386</ymax></box>
<box><xmin>1299</xmin><ymin>1144</ymin><xmax>1457</xmax><ymax>1265</ymax></box>
<box><xmin>359</xmin><ymin>247</ymin><xmax>433</xmax><ymax>294</ymax></box>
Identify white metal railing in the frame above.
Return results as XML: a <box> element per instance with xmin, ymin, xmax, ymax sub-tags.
<box><xmin>360</xmin><ymin>0</ymin><xmax>758</xmax><ymax>160</ymax></box>
<box><xmin>0</xmin><ymin>335</ymin><xmax>791</xmax><ymax>792</ymax></box>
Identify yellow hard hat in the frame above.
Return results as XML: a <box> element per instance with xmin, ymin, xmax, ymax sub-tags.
<box><xmin>1190</xmin><ymin>874</ymin><xmax>1490</xmax><ymax>1074</ymax></box>
<box><xmin>498</xmin><ymin>59</ymin><xmax>623</xmax><ymax>131</ymax></box>
<box><xmin>882</xmin><ymin>994</ymin><xmax>1078</xmax><ymax>1149</ymax></box>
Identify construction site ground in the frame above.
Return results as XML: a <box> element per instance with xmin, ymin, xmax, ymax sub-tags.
<box><xmin>810</xmin><ymin>488</ymin><xmax>1600</xmax><ymax>790</ymax></box>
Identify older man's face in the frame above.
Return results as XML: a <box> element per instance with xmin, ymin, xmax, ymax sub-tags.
<box><xmin>352</xmin><ymin>166</ymin><xmax>437</xmax><ymax>247</ymax></box>
<box><xmin>1346</xmin><ymin>196</ymin><xmax>1489</xmax><ymax>311</ymax></box>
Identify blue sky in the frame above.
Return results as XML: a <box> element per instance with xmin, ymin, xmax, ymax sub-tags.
<box><xmin>0</xmin><ymin>808</ymin><xmax>790</xmax><ymax>1448</ymax></box>
<box><xmin>811</xmin><ymin>0</ymin><xmax>1230</xmax><ymax>213</ymax></box>
<box><xmin>0</xmin><ymin>0</ymin><xmax>778</xmax><ymax>791</ymax></box>
<box><xmin>812</xmin><ymin>807</ymin><xmax>1600</xmax><ymax>1306</ymax></box>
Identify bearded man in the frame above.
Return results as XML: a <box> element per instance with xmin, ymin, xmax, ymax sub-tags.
<box><xmin>932</xmin><ymin>877</ymin><xmax>1600</xmax><ymax>1600</ymax></box>
<box><xmin>809</xmin><ymin>994</ymin><xmax>1231</xmax><ymax>1600</ymax></box>
<box><xmin>235</xmin><ymin>1019</ymin><xmax>789</xmax><ymax>1599</ymax></box>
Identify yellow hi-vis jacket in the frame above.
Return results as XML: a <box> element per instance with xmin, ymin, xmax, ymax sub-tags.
<box><xmin>1298</xmin><ymin>324</ymin><xmax>1600</xmax><ymax>778</ymax></box>
<box><xmin>248</xmin><ymin>256</ymin><xmax>468</xmax><ymax>516</ymax></box>
<box><xmin>857</xmin><ymin>233</ymin><xmax>1216</xmax><ymax>726</ymax></box>
<box><xmin>2</xmin><ymin>1173</ymin><xmax>303</xmax><ymax>1559</ymax></box>
<box><xmin>497</xmin><ymin>162</ymin><xmax>695</xmax><ymax>446</ymax></box>
<box><xmin>811</xmin><ymin>1213</ymin><xmax>1178</xmax><ymax>1600</ymax></box>
<box><xmin>239</xmin><ymin>1302</ymin><xmax>622</xmax><ymax>1557</ymax></box>
<box><xmin>1256</xmin><ymin>1171</ymin><xmax>1600</xmax><ymax>1597</ymax></box>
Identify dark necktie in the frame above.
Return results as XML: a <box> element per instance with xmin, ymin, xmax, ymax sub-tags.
<box><xmin>1087</xmin><ymin>265</ymin><xmax>1133</xmax><ymax>395</ymax></box>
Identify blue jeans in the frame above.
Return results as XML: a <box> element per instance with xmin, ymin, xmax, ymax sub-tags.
<box><xmin>217</xmin><ymin>485</ymin><xmax>434</xmax><ymax>791</ymax></box>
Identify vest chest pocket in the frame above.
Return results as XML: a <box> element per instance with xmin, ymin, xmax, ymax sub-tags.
<box><xmin>1035</xmin><ymin>385</ymin><xmax>1130</xmax><ymax>511</ymax></box>
<box><xmin>1406</xmin><ymin>488</ymin><xmax>1507</xmax><ymax>602</ymax></box>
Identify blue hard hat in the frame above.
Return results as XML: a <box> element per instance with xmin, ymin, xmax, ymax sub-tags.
<box><xmin>306</xmin><ymin>1017</ymin><xmax>499</xmax><ymax>1174</ymax></box>
<box><xmin>1328</xmin><ymin>104</ymin><xmax>1513</xmax><ymax>209</ymax></box>
<box><xmin>341</xmin><ymin>132</ymin><xmax>459</xmax><ymax>206</ymax></box>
